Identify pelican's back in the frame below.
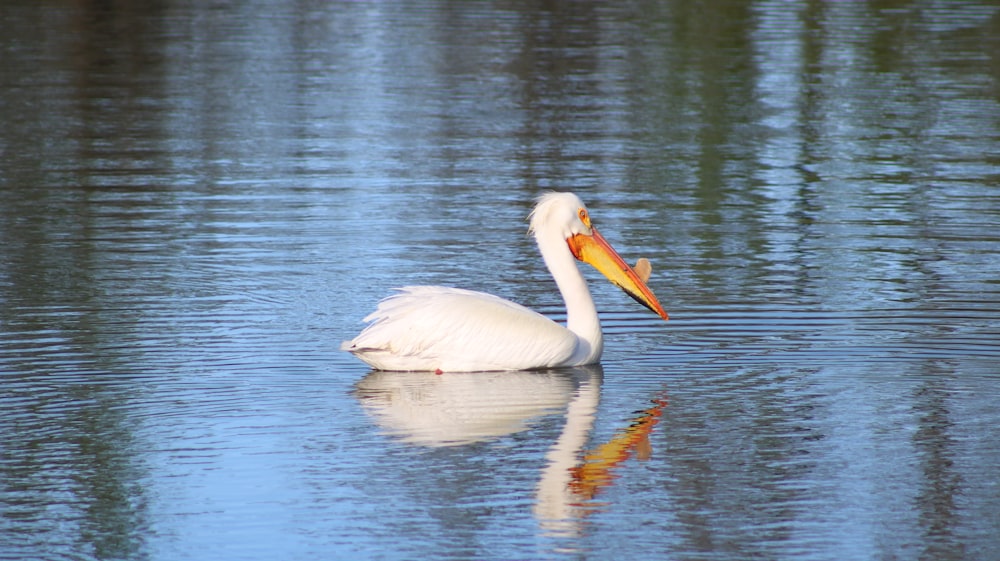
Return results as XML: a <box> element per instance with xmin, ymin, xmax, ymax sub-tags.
<box><xmin>341</xmin><ymin>286</ymin><xmax>579</xmax><ymax>371</ymax></box>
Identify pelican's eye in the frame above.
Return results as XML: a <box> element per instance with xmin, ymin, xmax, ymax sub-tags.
<box><xmin>578</xmin><ymin>208</ymin><xmax>591</xmax><ymax>227</ymax></box>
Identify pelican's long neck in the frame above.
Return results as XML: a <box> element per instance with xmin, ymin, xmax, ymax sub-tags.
<box><xmin>535</xmin><ymin>229</ymin><xmax>603</xmax><ymax>364</ymax></box>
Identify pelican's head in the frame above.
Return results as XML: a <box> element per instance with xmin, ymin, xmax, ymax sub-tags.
<box><xmin>530</xmin><ymin>192</ymin><xmax>669</xmax><ymax>320</ymax></box>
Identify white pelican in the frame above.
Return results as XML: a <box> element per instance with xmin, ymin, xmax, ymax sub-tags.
<box><xmin>341</xmin><ymin>192</ymin><xmax>668</xmax><ymax>371</ymax></box>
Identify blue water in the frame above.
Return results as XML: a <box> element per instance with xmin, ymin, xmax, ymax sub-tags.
<box><xmin>2</xmin><ymin>1</ymin><xmax>999</xmax><ymax>560</ymax></box>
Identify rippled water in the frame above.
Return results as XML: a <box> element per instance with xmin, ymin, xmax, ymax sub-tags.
<box><xmin>2</xmin><ymin>1</ymin><xmax>999</xmax><ymax>560</ymax></box>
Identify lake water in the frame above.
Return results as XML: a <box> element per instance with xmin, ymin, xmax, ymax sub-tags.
<box><xmin>2</xmin><ymin>1</ymin><xmax>999</xmax><ymax>560</ymax></box>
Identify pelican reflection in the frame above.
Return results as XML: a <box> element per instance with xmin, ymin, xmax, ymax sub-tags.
<box><xmin>353</xmin><ymin>365</ymin><xmax>665</xmax><ymax>536</ymax></box>
<box><xmin>354</xmin><ymin>367</ymin><xmax>588</xmax><ymax>447</ymax></box>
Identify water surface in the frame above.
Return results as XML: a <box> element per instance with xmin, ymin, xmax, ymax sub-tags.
<box><xmin>2</xmin><ymin>1</ymin><xmax>999</xmax><ymax>560</ymax></box>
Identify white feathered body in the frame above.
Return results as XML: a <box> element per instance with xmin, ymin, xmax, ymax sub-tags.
<box><xmin>341</xmin><ymin>286</ymin><xmax>586</xmax><ymax>371</ymax></box>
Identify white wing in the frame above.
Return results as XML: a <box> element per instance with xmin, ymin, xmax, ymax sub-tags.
<box><xmin>341</xmin><ymin>286</ymin><xmax>579</xmax><ymax>371</ymax></box>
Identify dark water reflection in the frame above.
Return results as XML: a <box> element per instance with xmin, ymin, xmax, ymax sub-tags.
<box><xmin>2</xmin><ymin>1</ymin><xmax>999</xmax><ymax>560</ymax></box>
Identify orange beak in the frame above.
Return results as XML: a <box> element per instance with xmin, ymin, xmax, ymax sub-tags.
<box><xmin>567</xmin><ymin>227</ymin><xmax>669</xmax><ymax>320</ymax></box>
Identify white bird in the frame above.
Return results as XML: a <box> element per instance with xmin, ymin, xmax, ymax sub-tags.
<box><xmin>341</xmin><ymin>192</ymin><xmax>669</xmax><ymax>371</ymax></box>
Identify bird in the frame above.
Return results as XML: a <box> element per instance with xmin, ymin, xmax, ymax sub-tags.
<box><xmin>341</xmin><ymin>192</ymin><xmax>668</xmax><ymax>372</ymax></box>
